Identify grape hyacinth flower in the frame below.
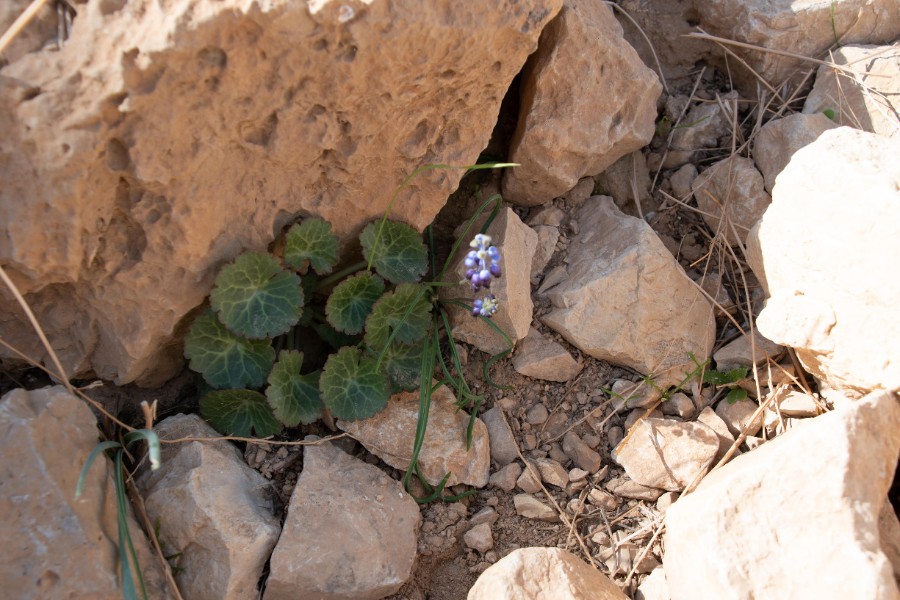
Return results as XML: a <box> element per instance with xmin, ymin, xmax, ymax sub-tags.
<box><xmin>472</xmin><ymin>294</ymin><xmax>499</xmax><ymax>318</ymax></box>
<box><xmin>464</xmin><ymin>233</ymin><xmax>502</xmax><ymax>292</ymax></box>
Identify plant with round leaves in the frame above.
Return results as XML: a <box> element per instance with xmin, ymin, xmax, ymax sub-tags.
<box><xmin>326</xmin><ymin>272</ymin><xmax>384</xmax><ymax>335</ymax></box>
<box><xmin>184</xmin><ymin>311</ymin><xmax>275</xmax><ymax>389</ymax></box>
<box><xmin>360</xmin><ymin>220</ymin><xmax>428</xmax><ymax>284</ymax></box>
<box><xmin>266</xmin><ymin>350</ymin><xmax>323</xmax><ymax>426</ymax></box>
<box><xmin>364</xmin><ymin>283</ymin><xmax>432</xmax><ymax>352</ymax></box>
<box><xmin>319</xmin><ymin>346</ymin><xmax>390</xmax><ymax>420</ymax></box>
<box><xmin>284</xmin><ymin>218</ymin><xmax>340</xmax><ymax>275</ymax></box>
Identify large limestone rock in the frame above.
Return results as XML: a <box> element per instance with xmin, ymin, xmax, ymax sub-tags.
<box><xmin>503</xmin><ymin>1</ymin><xmax>661</xmax><ymax>206</ymax></box>
<box><xmin>469</xmin><ymin>547</ymin><xmax>628</xmax><ymax>599</ymax></box>
<box><xmin>338</xmin><ymin>383</ymin><xmax>490</xmax><ymax>488</ymax></box>
<box><xmin>750</xmin><ymin>128</ymin><xmax>900</xmax><ymax>395</ymax></box>
<box><xmin>691</xmin><ymin>156</ymin><xmax>771</xmax><ymax>246</ymax></box>
<box><xmin>0</xmin><ymin>386</ymin><xmax>168</xmax><ymax>599</ymax></box>
<box><xmin>664</xmin><ymin>391</ymin><xmax>900</xmax><ymax>600</ymax></box>
<box><xmin>137</xmin><ymin>414</ymin><xmax>281</xmax><ymax>600</ymax></box>
<box><xmin>0</xmin><ymin>0</ymin><xmax>562</xmax><ymax>386</ymax></box>
<box><xmin>752</xmin><ymin>113</ymin><xmax>839</xmax><ymax>194</ymax></box>
<box><xmin>694</xmin><ymin>0</ymin><xmax>900</xmax><ymax>92</ymax></box>
<box><xmin>542</xmin><ymin>196</ymin><xmax>715</xmax><ymax>387</ymax></box>
<box><xmin>265</xmin><ymin>440</ymin><xmax>420</xmax><ymax>600</ymax></box>
<box><xmin>803</xmin><ymin>43</ymin><xmax>900</xmax><ymax>139</ymax></box>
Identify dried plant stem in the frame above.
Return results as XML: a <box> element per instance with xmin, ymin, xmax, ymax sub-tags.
<box><xmin>0</xmin><ymin>0</ymin><xmax>50</xmax><ymax>55</ymax></box>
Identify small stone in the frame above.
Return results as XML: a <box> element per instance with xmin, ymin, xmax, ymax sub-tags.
<box><xmin>566</xmin><ymin>479</ymin><xmax>589</xmax><ymax>496</ymax></box>
<box><xmin>607</xmin><ymin>426</ymin><xmax>624</xmax><ymax>449</ymax></box>
<box><xmin>568</xmin><ymin>498</ymin><xmax>587</xmax><ymax>515</ymax></box>
<box><xmin>591</xmin><ymin>530</ymin><xmax>611</xmax><ymax>546</ymax></box>
<box><xmin>660</xmin><ymin>392</ymin><xmax>696</xmax><ymax>419</ymax></box>
<box><xmin>528</xmin><ymin>206</ymin><xmax>567</xmax><ymax>227</ymax></box>
<box><xmin>485</xmin><ymin>551</ymin><xmax>500</xmax><ymax>564</ymax></box>
<box><xmin>469</xmin><ymin>507</ymin><xmax>499</xmax><ymax>528</ymax></box>
<box><xmin>517</xmin><ymin>463</ymin><xmax>543</xmax><ymax>494</ymax></box>
<box><xmin>752</xmin><ymin>113</ymin><xmax>838</xmax><ymax>194</ymax></box>
<box><xmin>606</xmin><ymin>476</ymin><xmax>664</xmax><ymax>501</ymax></box>
<box><xmin>513</xmin><ymin>328</ymin><xmax>583</xmax><ymax>382</ymax></box>
<box><xmin>714</xmin><ymin>330</ymin><xmax>784</xmax><ymax>371</ymax></box>
<box><xmin>490</xmin><ymin>462</ymin><xmax>523</xmax><ymax>492</ymax></box>
<box><xmin>696</xmin><ymin>406</ymin><xmax>736</xmax><ymax>463</ymax></box>
<box><xmin>548</xmin><ymin>443</ymin><xmax>570</xmax><ymax>465</ymax></box>
<box><xmin>615</xmin><ymin>419</ymin><xmax>719</xmax><ymax>491</ymax></box>
<box><xmin>482</xmin><ymin>407</ymin><xmax>519</xmax><ymax>466</ymax></box>
<box><xmin>635</xmin><ymin>567</ymin><xmax>669</xmax><ymax>600</ymax></box>
<box><xmin>715</xmin><ymin>398</ymin><xmax>763</xmax><ymax>437</ymax></box>
<box><xmin>611</xmin><ymin>379</ymin><xmax>662</xmax><ymax>411</ymax></box>
<box><xmin>534</xmin><ymin>458</ymin><xmax>569</xmax><ymax>489</ymax></box>
<box><xmin>541</xmin><ymin>411</ymin><xmax>570</xmax><ymax>440</ymax></box>
<box><xmin>692</xmin><ymin>155</ymin><xmax>771</xmax><ymax>246</ymax></box>
<box><xmin>464</xmin><ymin>523</ymin><xmax>494</xmax><ymax>553</ymax></box>
<box><xmin>513</xmin><ymin>495</ymin><xmax>558</xmax><ymax>522</ymax></box>
<box><xmin>530</xmin><ymin>225</ymin><xmax>561</xmax><ymax>278</ymax></box>
<box><xmin>523</xmin><ymin>432</ymin><xmax>538</xmax><ymax>450</ymax></box>
<box><xmin>775</xmin><ymin>390</ymin><xmax>821</xmax><ymax>418</ymax></box>
<box><xmin>569</xmin><ymin>468</ymin><xmax>589</xmax><ymax>482</ymax></box>
<box><xmin>563</xmin><ymin>177</ymin><xmax>597</xmax><ymax>206</ymax></box>
<box><xmin>587</xmin><ymin>488</ymin><xmax>618</xmax><ymax>511</ymax></box>
<box><xmin>526</xmin><ymin>403</ymin><xmax>550</xmax><ymax>425</ymax></box>
<box><xmin>624</xmin><ymin>407</ymin><xmax>662</xmax><ymax>430</ymax></box>
<box><xmin>656</xmin><ymin>492</ymin><xmax>679</xmax><ymax>513</ymax></box>
<box><xmin>669</xmin><ymin>164</ymin><xmax>698</xmax><ymax>199</ymax></box>
<box><xmin>635</xmin><ymin>552</ymin><xmax>661</xmax><ymax>575</ymax></box>
<box><xmin>663</xmin><ymin>92</ymin><xmax>739</xmax><ymax>169</ymax></box>
<box><xmin>583</xmin><ymin>433</ymin><xmax>602</xmax><ymax>449</ymax></box>
<box><xmin>562</xmin><ymin>431</ymin><xmax>603</xmax><ymax>473</ymax></box>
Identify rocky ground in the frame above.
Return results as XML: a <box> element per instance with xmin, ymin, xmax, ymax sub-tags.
<box><xmin>2</xmin><ymin>0</ymin><xmax>900</xmax><ymax>599</ymax></box>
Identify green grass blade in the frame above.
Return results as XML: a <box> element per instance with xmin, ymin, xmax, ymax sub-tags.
<box><xmin>74</xmin><ymin>440</ymin><xmax>121</xmax><ymax>499</ymax></box>
<box><xmin>403</xmin><ymin>338</ymin><xmax>437</xmax><ymax>492</ymax></box>
<box><xmin>436</xmin><ymin>193</ymin><xmax>504</xmax><ymax>281</ymax></box>
<box><xmin>441</xmin><ymin>299</ymin><xmax>513</xmax><ymax>390</ymax></box>
<box><xmin>114</xmin><ymin>451</ymin><xmax>146</xmax><ymax>600</ymax></box>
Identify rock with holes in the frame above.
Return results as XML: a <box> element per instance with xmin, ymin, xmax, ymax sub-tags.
<box><xmin>664</xmin><ymin>391</ymin><xmax>900</xmax><ymax>600</ymax></box>
<box><xmin>750</xmin><ymin>127</ymin><xmax>900</xmax><ymax>396</ymax></box>
<box><xmin>264</xmin><ymin>440</ymin><xmax>420</xmax><ymax>600</ymax></box>
<box><xmin>752</xmin><ymin>113</ymin><xmax>839</xmax><ymax>193</ymax></box>
<box><xmin>803</xmin><ymin>42</ymin><xmax>900</xmax><ymax>139</ymax></box>
<box><xmin>338</xmin><ymin>383</ymin><xmax>490</xmax><ymax>488</ymax></box>
<box><xmin>694</xmin><ymin>0</ymin><xmax>900</xmax><ymax>93</ymax></box>
<box><xmin>137</xmin><ymin>414</ymin><xmax>281</xmax><ymax>600</ymax></box>
<box><xmin>468</xmin><ymin>547</ymin><xmax>629</xmax><ymax>600</ymax></box>
<box><xmin>502</xmin><ymin>1</ymin><xmax>661</xmax><ymax>206</ymax></box>
<box><xmin>542</xmin><ymin>196</ymin><xmax>715</xmax><ymax>388</ymax></box>
<box><xmin>0</xmin><ymin>386</ymin><xmax>169</xmax><ymax>599</ymax></box>
<box><xmin>0</xmin><ymin>0</ymin><xmax>562</xmax><ymax>386</ymax></box>
<box><xmin>613</xmin><ymin>417</ymin><xmax>719</xmax><ymax>492</ymax></box>
<box><xmin>691</xmin><ymin>156</ymin><xmax>771</xmax><ymax>246</ymax></box>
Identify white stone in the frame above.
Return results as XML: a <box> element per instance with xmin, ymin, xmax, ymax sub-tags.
<box><xmin>513</xmin><ymin>494</ymin><xmax>558</xmax><ymax>522</ymax></box>
<box><xmin>542</xmin><ymin>196</ymin><xmax>715</xmax><ymax>388</ymax></box>
<box><xmin>464</xmin><ymin>523</ymin><xmax>494</xmax><ymax>553</ymax></box>
<box><xmin>468</xmin><ymin>548</ymin><xmax>629</xmax><ymax>599</ymax></box>
<box><xmin>751</xmin><ymin>127</ymin><xmax>900</xmax><ymax>395</ymax></box>
<box><xmin>753</xmin><ymin>113</ymin><xmax>839</xmax><ymax>193</ymax></box>
<box><xmin>715</xmin><ymin>398</ymin><xmax>763</xmax><ymax>437</ymax></box>
<box><xmin>636</xmin><ymin>567</ymin><xmax>670</xmax><ymax>600</ymax></box>
<box><xmin>665</xmin><ymin>391</ymin><xmax>900</xmax><ymax>600</ymax></box>
<box><xmin>691</xmin><ymin>155</ymin><xmax>771</xmax><ymax>246</ymax></box>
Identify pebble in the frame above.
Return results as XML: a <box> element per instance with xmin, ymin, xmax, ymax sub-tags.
<box><xmin>716</xmin><ymin>398</ymin><xmax>763</xmax><ymax>437</ymax></box>
<box><xmin>516</xmin><ymin>463</ymin><xmax>542</xmax><ymax>494</ymax></box>
<box><xmin>568</xmin><ymin>468</ymin><xmax>589</xmax><ymax>482</ymax></box>
<box><xmin>776</xmin><ymin>390</ymin><xmax>820</xmax><ymax>417</ymax></box>
<box><xmin>489</xmin><ymin>462</ymin><xmax>522</xmax><ymax>492</ymax></box>
<box><xmin>582</xmin><ymin>433</ymin><xmax>602</xmax><ymax>449</ymax></box>
<box><xmin>464</xmin><ymin>523</ymin><xmax>494</xmax><ymax>553</ymax></box>
<box><xmin>562</xmin><ymin>431</ymin><xmax>603</xmax><ymax>473</ymax></box>
<box><xmin>541</xmin><ymin>412</ymin><xmax>570</xmax><ymax>440</ymax></box>
<box><xmin>660</xmin><ymin>392</ymin><xmax>696</xmax><ymax>419</ymax></box>
<box><xmin>624</xmin><ymin>407</ymin><xmax>662</xmax><ymax>430</ymax></box>
<box><xmin>656</xmin><ymin>491</ymin><xmax>679</xmax><ymax>512</ymax></box>
<box><xmin>534</xmin><ymin>458</ymin><xmax>569</xmax><ymax>489</ymax></box>
<box><xmin>481</xmin><ymin>407</ymin><xmax>519</xmax><ymax>466</ymax></box>
<box><xmin>513</xmin><ymin>494</ymin><xmax>558</xmax><ymax>522</ymax></box>
<box><xmin>548</xmin><ymin>443</ymin><xmax>569</xmax><ymax>465</ymax></box>
<box><xmin>566</xmin><ymin>480</ymin><xmax>588</xmax><ymax>496</ymax></box>
<box><xmin>696</xmin><ymin>406</ymin><xmax>736</xmax><ymax>463</ymax></box>
<box><xmin>605</xmin><ymin>476</ymin><xmax>664</xmax><ymax>501</ymax></box>
<box><xmin>525</xmin><ymin>403</ymin><xmax>549</xmax><ymax>425</ymax></box>
<box><xmin>469</xmin><ymin>507</ymin><xmax>499</xmax><ymax>528</ymax></box>
<box><xmin>587</xmin><ymin>488</ymin><xmax>618</xmax><ymax>511</ymax></box>
<box><xmin>607</xmin><ymin>426</ymin><xmax>624</xmax><ymax>449</ymax></box>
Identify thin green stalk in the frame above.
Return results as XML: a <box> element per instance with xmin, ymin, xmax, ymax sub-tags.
<box><xmin>315</xmin><ymin>261</ymin><xmax>367</xmax><ymax>291</ymax></box>
<box><xmin>436</xmin><ymin>193</ymin><xmax>504</xmax><ymax>281</ymax></box>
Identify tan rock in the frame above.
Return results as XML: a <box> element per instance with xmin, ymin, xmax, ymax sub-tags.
<box><xmin>464</xmin><ymin>523</ymin><xmax>494</xmax><ymax>554</ymax></box>
<box><xmin>753</xmin><ymin>113</ymin><xmax>839</xmax><ymax>193</ymax></box>
<box><xmin>660</xmin><ymin>392</ymin><xmax>696</xmax><ymax>420</ymax></box>
<box><xmin>534</xmin><ymin>457</ymin><xmax>569</xmax><ymax>489</ymax></box>
<box><xmin>662</xmin><ymin>91</ymin><xmax>739</xmax><ymax>169</ymax></box>
<box><xmin>774</xmin><ymin>390</ymin><xmax>821</xmax><ymax>418</ymax></box>
<box><xmin>512</xmin><ymin>328</ymin><xmax>583</xmax><ymax>382</ymax></box>
<box><xmin>481</xmin><ymin>407</ymin><xmax>518</xmax><ymax>466</ymax></box>
<box><xmin>530</xmin><ymin>224</ymin><xmax>560</xmax><ymax>278</ymax></box>
<box><xmin>338</xmin><ymin>384</ymin><xmax>489</xmax><ymax>488</ymax></box>
<box><xmin>562</xmin><ymin>431</ymin><xmax>603</xmax><ymax>473</ymax></box>
<box><xmin>503</xmin><ymin>1</ymin><xmax>661</xmax><ymax>205</ymax></box>
<box><xmin>752</xmin><ymin>128</ymin><xmax>900</xmax><ymax>395</ymax></box>
<box><xmin>614</xmin><ymin>418</ymin><xmax>719</xmax><ymax>491</ymax></box>
<box><xmin>803</xmin><ymin>43</ymin><xmax>900</xmax><ymax>139</ymax></box>
<box><xmin>696</xmin><ymin>406</ymin><xmax>736</xmax><ymax>463</ymax></box>
<box><xmin>669</xmin><ymin>163</ymin><xmax>698</xmax><ymax>199</ymax></box>
<box><xmin>517</xmin><ymin>462</ymin><xmax>543</xmax><ymax>494</ymax></box>
<box><xmin>0</xmin><ymin>0</ymin><xmax>562</xmax><ymax>385</ymax></box>
<box><xmin>542</xmin><ymin>197</ymin><xmax>715</xmax><ymax>388</ymax></box>
<box><xmin>265</xmin><ymin>440</ymin><xmax>420</xmax><ymax>600</ymax></box>
<box><xmin>442</xmin><ymin>207</ymin><xmax>537</xmax><ymax>354</ymax></box>
<box><xmin>713</xmin><ymin>329</ymin><xmax>784</xmax><ymax>371</ymax></box>
<box><xmin>692</xmin><ymin>156</ymin><xmax>771</xmax><ymax>246</ymax></box>
<box><xmin>1</xmin><ymin>386</ymin><xmax>168</xmax><ymax>599</ymax></box>
<box><xmin>138</xmin><ymin>414</ymin><xmax>281</xmax><ymax>600</ymax></box>
<box><xmin>596</xmin><ymin>151</ymin><xmax>655</xmax><ymax>217</ymax></box>
<box><xmin>605</xmin><ymin>475</ymin><xmax>664</xmax><ymax>501</ymax></box>
<box><xmin>695</xmin><ymin>0</ymin><xmax>900</xmax><ymax>92</ymax></box>
<box><xmin>513</xmin><ymin>494</ymin><xmax>558</xmax><ymax>522</ymax></box>
<box><xmin>468</xmin><ymin>547</ymin><xmax>628</xmax><ymax>599</ymax></box>
<box><xmin>715</xmin><ymin>398</ymin><xmax>763</xmax><ymax>437</ymax></box>
<box><xmin>489</xmin><ymin>462</ymin><xmax>522</xmax><ymax>492</ymax></box>
<box><xmin>665</xmin><ymin>391</ymin><xmax>900</xmax><ymax>600</ymax></box>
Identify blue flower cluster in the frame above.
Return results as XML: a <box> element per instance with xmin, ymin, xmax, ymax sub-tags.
<box><xmin>472</xmin><ymin>294</ymin><xmax>499</xmax><ymax>318</ymax></box>
<box><xmin>464</xmin><ymin>233</ymin><xmax>502</xmax><ymax>292</ymax></box>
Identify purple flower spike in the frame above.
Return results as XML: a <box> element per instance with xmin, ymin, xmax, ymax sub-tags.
<box><xmin>472</xmin><ymin>294</ymin><xmax>499</xmax><ymax>318</ymax></box>
<box><xmin>465</xmin><ymin>233</ymin><xmax>502</xmax><ymax>292</ymax></box>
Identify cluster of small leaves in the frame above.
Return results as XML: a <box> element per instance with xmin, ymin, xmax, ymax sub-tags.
<box><xmin>703</xmin><ymin>365</ymin><xmax>750</xmax><ymax>403</ymax></box>
<box><xmin>184</xmin><ymin>218</ymin><xmax>431</xmax><ymax>437</ymax></box>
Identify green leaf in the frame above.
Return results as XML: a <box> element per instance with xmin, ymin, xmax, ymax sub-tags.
<box><xmin>726</xmin><ymin>387</ymin><xmax>749</xmax><ymax>404</ymax></box>
<box><xmin>284</xmin><ymin>218</ymin><xmax>340</xmax><ymax>275</ymax></box>
<box><xmin>703</xmin><ymin>366</ymin><xmax>749</xmax><ymax>386</ymax></box>
<box><xmin>823</xmin><ymin>108</ymin><xmax>836</xmax><ymax>121</ymax></box>
<box><xmin>266</xmin><ymin>350</ymin><xmax>323</xmax><ymax>426</ymax></box>
<box><xmin>210</xmin><ymin>252</ymin><xmax>303</xmax><ymax>339</ymax></box>
<box><xmin>326</xmin><ymin>272</ymin><xmax>385</xmax><ymax>334</ymax></box>
<box><xmin>320</xmin><ymin>346</ymin><xmax>390</xmax><ymax>421</ymax></box>
<box><xmin>312</xmin><ymin>321</ymin><xmax>362</xmax><ymax>351</ymax></box>
<box><xmin>360</xmin><ymin>220</ymin><xmax>428</xmax><ymax>284</ymax></box>
<box><xmin>379</xmin><ymin>339</ymin><xmax>425</xmax><ymax>392</ymax></box>
<box><xmin>184</xmin><ymin>311</ymin><xmax>275</xmax><ymax>389</ymax></box>
<box><xmin>200</xmin><ymin>389</ymin><xmax>283</xmax><ymax>437</ymax></box>
<box><xmin>364</xmin><ymin>283</ymin><xmax>432</xmax><ymax>352</ymax></box>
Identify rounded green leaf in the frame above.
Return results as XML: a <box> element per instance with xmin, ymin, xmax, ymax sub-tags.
<box><xmin>184</xmin><ymin>311</ymin><xmax>275</xmax><ymax>389</ymax></box>
<box><xmin>210</xmin><ymin>252</ymin><xmax>303</xmax><ymax>339</ymax></box>
<box><xmin>320</xmin><ymin>346</ymin><xmax>390</xmax><ymax>421</ymax></box>
<box><xmin>266</xmin><ymin>350</ymin><xmax>323</xmax><ymax>426</ymax></box>
<box><xmin>200</xmin><ymin>389</ymin><xmax>283</xmax><ymax>437</ymax></box>
<box><xmin>285</xmin><ymin>218</ymin><xmax>340</xmax><ymax>275</ymax></box>
<box><xmin>364</xmin><ymin>283</ymin><xmax>432</xmax><ymax>352</ymax></box>
<box><xmin>326</xmin><ymin>272</ymin><xmax>385</xmax><ymax>335</ymax></box>
<box><xmin>360</xmin><ymin>220</ymin><xmax>428</xmax><ymax>284</ymax></box>
<box><xmin>378</xmin><ymin>339</ymin><xmax>425</xmax><ymax>392</ymax></box>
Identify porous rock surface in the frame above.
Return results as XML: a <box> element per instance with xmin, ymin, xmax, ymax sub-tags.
<box><xmin>503</xmin><ymin>0</ymin><xmax>661</xmax><ymax>205</ymax></box>
<box><xmin>468</xmin><ymin>547</ymin><xmax>628</xmax><ymax>599</ymax></box>
<box><xmin>338</xmin><ymin>383</ymin><xmax>490</xmax><ymax>488</ymax></box>
<box><xmin>0</xmin><ymin>0</ymin><xmax>562</xmax><ymax>386</ymax></box>
<box><xmin>542</xmin><ymin>196</ymin><xmax>715</xmax><ymax>388</ymax></box>
<box><xmin>0</xmin><ymin>386</ymin><xmax>168</xmax><ymax>599</ymax></box>
<box><xmin>137</xmin><ymin>414</ymin><xmax>281</xmax><ymax>600</ymax></box>
<box><xmin>264</xmin><ymin>440</ymin><xmax>420</xmax><ymax>600</ymax></box>
<box><xmin>751</xmin><ymin>127</ymin><xmax>900</xmax><ymax>395</ymax></box>
<box><xmin>664</xmin><ymin>391</ymin><xmax>900</xmax><ymax>600</ymax></box>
